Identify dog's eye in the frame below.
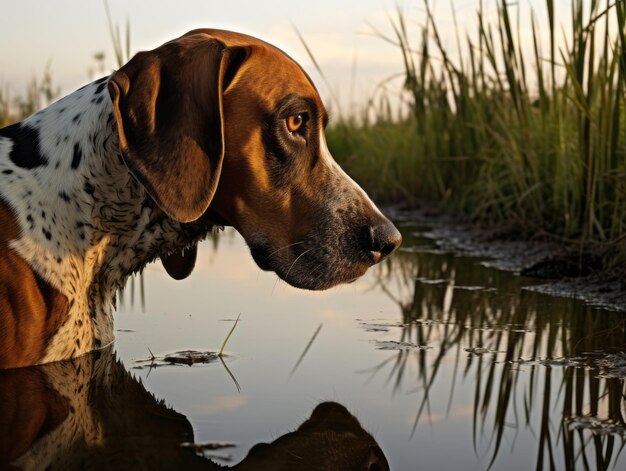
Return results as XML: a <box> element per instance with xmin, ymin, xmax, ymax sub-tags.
<box><xmin>286</xmin><ymin>113</ymin><xmax>308</xmax><ymax>134</ymax></box>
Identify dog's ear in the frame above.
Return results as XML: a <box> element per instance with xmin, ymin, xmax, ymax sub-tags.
<box><xmin>108</xmin><ymin>34</ymin><xmax>247</xmax><ymax>223</ymax></box>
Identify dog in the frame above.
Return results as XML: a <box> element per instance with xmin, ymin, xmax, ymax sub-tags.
<box><xmin>0</xmin><ymin>347</ymin><xmax>389</xmax><ymax>470</ymax></box>
<box><xmin>0</xmin><ymin>29</ymin><xmax>401</xmax><ymax>369</ymax></box>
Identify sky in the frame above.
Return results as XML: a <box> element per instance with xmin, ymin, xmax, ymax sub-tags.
<box><xmin>0</xmin><ymin>0</ymin><xmax>575</xmax><ymax>114</ymax></box>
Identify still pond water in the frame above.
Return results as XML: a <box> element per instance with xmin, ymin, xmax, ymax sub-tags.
<box><xmin>8</xmin><ymin>217</ymin><xmax>626</xmax><ymax>470</ymax></box>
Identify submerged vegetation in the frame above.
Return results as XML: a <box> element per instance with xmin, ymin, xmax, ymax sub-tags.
<box><xmin>327</xmin><ymin>0</ymin><xmax>626</xmax><ymax>264</ymax></box>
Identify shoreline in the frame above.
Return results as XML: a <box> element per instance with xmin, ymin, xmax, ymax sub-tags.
<box><xmin>388</xmin><ymin>204</ymin><xmax>626</xmax><ymax>312</ymax></box>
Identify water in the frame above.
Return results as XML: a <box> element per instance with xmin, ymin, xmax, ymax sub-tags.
<box><xmin>4</xmin><ymin>221</ymin><xmax>626</xmax><ymax>470</ymax></box>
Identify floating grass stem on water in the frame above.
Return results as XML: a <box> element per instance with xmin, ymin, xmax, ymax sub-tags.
<box><xmin>218</xmin><ymin>314</ymin><xmax>241</xmax><ymax>357</ymax></box>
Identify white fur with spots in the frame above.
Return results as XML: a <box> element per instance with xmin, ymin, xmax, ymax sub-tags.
<box><xmin>0</xmin><ymin>78</ymin><xmax>214</xmax><ymax>364</ymax></box>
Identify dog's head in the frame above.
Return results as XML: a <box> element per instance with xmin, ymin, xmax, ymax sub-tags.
<box><xmin>108</xmin><ymin>29</ymin><xmax>401</xmax><ymax>290</ymax></box>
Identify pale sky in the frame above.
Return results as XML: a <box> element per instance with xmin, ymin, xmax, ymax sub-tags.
<box><xmin>0</xmin><ymin>1</ymin><xmax>577</xmax><ymax>114</ymax></box>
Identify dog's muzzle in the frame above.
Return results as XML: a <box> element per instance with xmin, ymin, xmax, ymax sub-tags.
<box><xmin>248</xmin><ymin>212</ymin><xmax>401</xmax><ymax>290</ymax></box>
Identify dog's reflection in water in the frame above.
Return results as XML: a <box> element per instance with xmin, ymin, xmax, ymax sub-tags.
<box><xmin>0</xmin><ymin>349</ymin><xmax>389</xmax><ymax>471</ymax></box>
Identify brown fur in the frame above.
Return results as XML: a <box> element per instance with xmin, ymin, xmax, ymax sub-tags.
<box><xmin>0</xmin><ymin>200</ymin><xmax>68</xmax><ymax>369</ymax></box>
<box><xmin>206</xmin><ymin>30</ymin><xmax>333</xmax><ymax>247</ymax></box>
<box><xmin>108</xmin><ymin>34</ymin><xmax>232</xmax><ymax>223</ymax></box>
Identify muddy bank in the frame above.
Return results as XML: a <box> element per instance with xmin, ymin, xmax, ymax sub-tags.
<box><xmin>388</xmin><ymin>204</ymin><xmax>626</xmax><ymax>312</ymax></box>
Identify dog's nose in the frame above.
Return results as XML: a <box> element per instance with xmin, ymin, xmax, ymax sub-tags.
<box><xmin>366</xmin><ymin>220</ymin><xmax>402</xmax><ymax>263</ymax></box>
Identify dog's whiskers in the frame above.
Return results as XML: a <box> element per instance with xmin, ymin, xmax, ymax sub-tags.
<box><xmin>306</xmin><ymin>261</ymin><xmax>327</xmax><ymax>285</ymax></box>
<box><xmin>284</xmin><ymin>248</ymin><xmax>314</xmax><ymax>283</ymax></box>
<box><xmin>269</xmin><ymin>243</ymin><xmax>306</xmax><ymax>294</ymax></box>
<box><xmin>271</xmin><ymin>274</ymin><xmax>284</xmax><ymax>295</ymax></box>
<box><xmin>267</xmin><ymin>240</ymin><xmax>305</xmax><ymax>259</ymax></box>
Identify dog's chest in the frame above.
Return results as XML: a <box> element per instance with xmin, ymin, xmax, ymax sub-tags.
<box><xmin>0</xmin><ymin>78</ymin><xmax>193</xmax><ymax>362</ymax></box>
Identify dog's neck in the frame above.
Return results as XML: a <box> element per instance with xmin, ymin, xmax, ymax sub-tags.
<box><xmin>3</xmin><ymin>77</ymin><xmax>213</xmax><ymax>363</ymax></box>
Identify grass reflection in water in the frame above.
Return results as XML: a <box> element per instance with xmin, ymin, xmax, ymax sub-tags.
<box><xmin>369</xmin><ymin>227</ymin><xmax>626</xmax><ymax>470</ymax></box>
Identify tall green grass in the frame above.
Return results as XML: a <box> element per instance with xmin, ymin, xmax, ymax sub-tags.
<box><xmin>1</xmin><ymin>0</ymin><xmax>126</xmax><ymax>128</ymax></box>
<box><xmin>0</xmin><ymin>65</ymin><xmax>59</xmax><ymax>127</ymax></box>
<box><xmin>328</xmin><ymin>0</ymin><xmax>626</xmax><ymax>255</ymax></box>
